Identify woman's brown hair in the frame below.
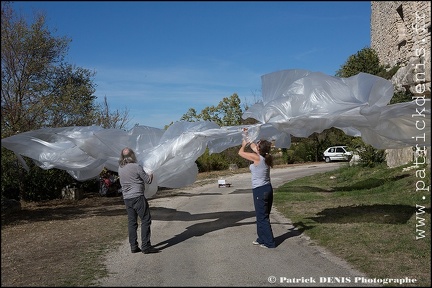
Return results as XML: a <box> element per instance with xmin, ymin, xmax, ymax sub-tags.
<box><xmin>257</xmin><ymin>140</ymin><xmax>273</xmax><ymax>168</ymax></box>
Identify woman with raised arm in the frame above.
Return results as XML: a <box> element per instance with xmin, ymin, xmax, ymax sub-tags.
<box><xmin>238</xmin><ymin>138</ymin><xmax>276</xmax><ymax>248</ymax></box>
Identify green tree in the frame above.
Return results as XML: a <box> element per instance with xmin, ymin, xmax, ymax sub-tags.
<box><xmin>1</xmin><ymin>2</ymin><xmax>128</xmax><ymax>201</ymax></box>
<box><xmin>216</xmin><ymin>93</ymin><xmax>243</xmax><ymax>126</ymax></box>
<box><xmin>42</xmin><ymin>63</ymin><xmax>98</xmax><ymax>127</ymax></box>
<box><xmin>335</xmin><ymin>47</ymin><xmax>386</xmax><ymax>78</ymax></box>
<box><xmin>199</xmin><ymin>106</ymin><xmax>221</xmax><ymax>125</ymax></box>
<box><xmin>180</xmin><ymin>108</ymin><xmax>199</xmax><ymax>122</ymax></box>
<box><xmin>2</xmin><ymin>3</ymin><xmax>70</xmax><ymax>136</ymax></box>
<box><xmin>180</xmin><ymin>93</ymin><xmax>244</xmax><ymax>127</ymax></box>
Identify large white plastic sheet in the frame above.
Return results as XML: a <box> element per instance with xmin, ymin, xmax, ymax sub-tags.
<box><xmin>2</xmin><ymin>69</ymin><xmax>430</xmax><ymax>197</ymax></box>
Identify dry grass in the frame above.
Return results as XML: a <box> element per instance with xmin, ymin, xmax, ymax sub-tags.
<box><xmin>1</xmin><ymin>194</ymin><xmax>128</xmax><ymax>286</ymax></box>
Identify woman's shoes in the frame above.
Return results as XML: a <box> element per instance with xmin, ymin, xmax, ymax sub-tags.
<box><xmin>252</xmin><ymin>241</ymin><xmax>272</xmax><ymax>248</ymax></box>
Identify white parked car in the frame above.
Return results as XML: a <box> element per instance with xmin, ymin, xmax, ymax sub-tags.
<box><xmin>323</xmin><ymin>146</ymin><xmax>353</xmax><ymax>163</ymax></box>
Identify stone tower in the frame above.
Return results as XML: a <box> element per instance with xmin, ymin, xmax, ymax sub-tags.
<box><xmin>371</xmin><ymin>1</ymin><xmax>431</xmax><ymax>97</ymax></box>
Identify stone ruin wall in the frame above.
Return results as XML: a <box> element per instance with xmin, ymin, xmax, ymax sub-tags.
<box><xmin>371</xmin><ymin>1</ymin><xmax>431</xmax><ymax>167</ymax></box>
<box><xmin>371</xmin><ymin>1</ymin><xmax>431</xmax><ymax>96</ymax></box>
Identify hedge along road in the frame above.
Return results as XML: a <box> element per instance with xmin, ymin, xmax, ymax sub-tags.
<box><xmin>96</xmin><ymin>162</ymin><xmax>372</xmax><ymax>287</ymax></box>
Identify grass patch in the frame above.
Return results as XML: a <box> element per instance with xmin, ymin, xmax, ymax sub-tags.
<box><xmin>64</xmin><ymin>216</ymin><xmax>129</xmax><ymax>287</ymax></box>
<box><xmin>274</xmin><ymin>163</ymin><xmax>431</xmax><ymax>287</ymax></box>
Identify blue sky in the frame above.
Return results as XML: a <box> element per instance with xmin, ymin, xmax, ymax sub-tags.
<box><xmin>11</xmin><ymin>1</ymin><xmax>372</xmax><ymax>129</ymax></box>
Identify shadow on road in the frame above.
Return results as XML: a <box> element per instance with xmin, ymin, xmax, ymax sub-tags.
<box><xmin>151</xmin><ymin>207</ymin><xmax>256</xmax><ymax>250</ymax></box>
<box><xmin>151</xmin><ymin>206</ymin><xmax>305</xmax><ymax>249</ymax></box>
<box><xmin>274</xmin><ymin>226</ymin><xmax>305</xmax><ymax>247</ymax></box>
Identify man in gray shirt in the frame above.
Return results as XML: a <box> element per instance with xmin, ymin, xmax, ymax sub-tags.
<box><xmin>118</xmin><ymin>147</ymin><xmax>160</xmax><ymax>254</ymax></box>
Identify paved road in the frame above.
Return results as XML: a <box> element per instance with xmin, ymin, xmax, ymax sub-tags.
<box><xmin>96</xmin><ymin>162</ymin><xmax>375</xmax><ymax>287</ymax></box>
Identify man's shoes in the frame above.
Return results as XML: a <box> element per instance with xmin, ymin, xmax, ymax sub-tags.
<box><xmin>252</xmin><ymin>241</ymin><xmax>260</xmax><ymax>245</ymax></box>
<box><xmin>142</xmin><ymin>246</ymin><xmax>161</xmax><ymax>254</ymax></box>
<box><xmin>131</xmin><ymin>247</ymin><xmax>142</xmax><ymax>253</ymax></box>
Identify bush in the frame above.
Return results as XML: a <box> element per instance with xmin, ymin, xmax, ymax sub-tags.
<box><xmin>281</xmin><ymin>147</ymin><xmax>304</xmax><ymax>164</ymax></box>
<box><xmin>196</xmin><ymin>149</ymin><xmax>228</xmax><ymax>172</ymax></box>
<box><xmin>358</xmin><ymin>144</ymin><xmax>386</xmax><ymax>168</ymax></box>
<box><xmin>1</xmin><ymin>148</ymin><xmax>87</xmax><ymax>201</ymax></box>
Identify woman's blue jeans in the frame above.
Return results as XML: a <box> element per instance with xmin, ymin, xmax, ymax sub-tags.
<box><xmin>124</xmin><ymin>195</ymin><xmax>152</xmax><ymax>250</ymax></box>
<box><xmin>253</xmin><ymin>183</ymin><xmax>276</xmax><ymax>248</ymax></box>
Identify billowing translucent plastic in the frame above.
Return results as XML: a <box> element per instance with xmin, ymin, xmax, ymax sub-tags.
<box><xmin>2</xmin><ymin>69</ymin><xmax>430</xmax><ymax>197</ymax></box>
